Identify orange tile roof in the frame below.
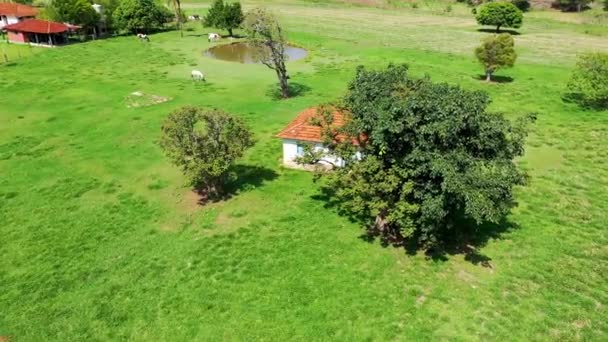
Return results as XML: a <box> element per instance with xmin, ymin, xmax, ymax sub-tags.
<box><xmin>4</xmin><ymin>19</ymin><xmax>70</xmax><ymax>34</ymax></box>
<box><xmin>0</xmin><ymin>3</ymin><xmax>38</xmax><ymax>17</ymax></box>
<box><xmin>277</xmin><ymin>107</ymin><xmax>357</xmax><ymax>144</ymax></box>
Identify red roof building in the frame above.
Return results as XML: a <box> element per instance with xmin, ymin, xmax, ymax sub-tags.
<box><xmin>277</xmin><ymin>107</ymin><xmax>362</xmax><ymax>169</ymax></box>
<box><xmin>4</xmin><ymin>19</ymin><xmax>72</xmax><ymax>46</ymax></box>
<box><xmin>277</xmin><ymin>107</ymin><xmax>352</xmax><ymax>144</ymax></box>
<box><xmin>0</xmin><ymin>3</ymin><xmax>38</xmax><ymax>18</ymax></box>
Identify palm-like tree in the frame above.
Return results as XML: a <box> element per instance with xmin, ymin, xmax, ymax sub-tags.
<box><xmin>168</xmin><ymin>0</ymin><xmax>183</xmax><ymax>37</ymax></box>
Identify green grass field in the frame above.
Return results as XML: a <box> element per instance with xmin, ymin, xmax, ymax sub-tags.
<box><xmin>1</xmin><ymin>0</ymin><xmax>608</xmax><ymax>340</ymax></box>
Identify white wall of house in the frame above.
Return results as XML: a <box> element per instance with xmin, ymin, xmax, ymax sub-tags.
<box><xmin>0</xmin><ymin>15</ymin><xmax>33</xmax><ymax>29</ymax></box>
<box><xmin>282</xmin><ymin>139</ymin><xmax>356</xmax><ymax>169</ymax></box>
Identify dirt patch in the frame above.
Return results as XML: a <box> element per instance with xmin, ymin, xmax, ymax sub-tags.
<box><xmin>1</xmin><ymin>336</ymin><xmax>11</xmax><ymax>342</ymax></box>
<box><xmin>125</xmin><ymin>91</ymin><xmax>171</xmax><ymax>108</ymax></box>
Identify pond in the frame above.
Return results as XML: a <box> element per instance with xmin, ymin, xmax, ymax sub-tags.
<box><xmin>204</xmin><ymin>42</ymin><xmax>308</xmax><ymax>64</ymax></box>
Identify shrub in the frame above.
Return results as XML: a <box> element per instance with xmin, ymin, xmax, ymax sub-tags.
<box><xmin>565</xmin><ymin>53</ymin><xmax>608</xmax><ymax>109</ymax></box>
<box><xmin>113</xmin><ymin>0</ymin><xmax>169</xmax><ymax>32</ymax></box>
<box><xmin>511</xmin><ymin>0</ymin><xmax>530</xmax><ymax>11</ymax></box>
<box><xmin>476</xmin><ymin>2</ymin><xmax>523</xmax><ymax>33</ymax></box>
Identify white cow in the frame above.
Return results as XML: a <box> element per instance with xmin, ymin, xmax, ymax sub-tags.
<box><xmin>136</xmin><ymin>33</ymin><xmax>149</xmax><ymax>42</ymax></box>
<box><xmin>208</xmin><ymin>33</ymin><xmax>220</xmax><ymax>42</ymax></box>
<box><xmin>191</xmin><ymin>70</ymin><xmax>205</xmax><ymax>81</ymax></box>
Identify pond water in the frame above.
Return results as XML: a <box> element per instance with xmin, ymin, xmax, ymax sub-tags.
<box><xmin>204</xmin><ymin>42</ymin><xmax>308</xmax><ymax>64</ymax></box>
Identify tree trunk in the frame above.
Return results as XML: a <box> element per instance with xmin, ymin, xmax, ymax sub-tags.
<box><xmin>496</xmin><ymin>25</ymin><xmax>501</xmax><ymax>33</ymax></box>
<box><xmin>485</xmin><ymin>70</ymin><xmax>492</xmax><ymax>82</ymax></box>
<box><xmin>275</xmin><ymin>67</ymin><xmax>289</xmax><ymax>99</ymax></box>
<box><xmin>228</xmin><ymin>28</ymin><xmax>233</xmax><ymax>37</ymax></box>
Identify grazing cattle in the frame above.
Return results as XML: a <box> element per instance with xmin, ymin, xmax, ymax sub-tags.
<box><xmin>188</xmin><ymin>14</ymin><xmax>200</xmax><ymax>20</ymax></box>
<box><xmin>208</xmin><ymin>33</ymin><xmax>220</xmax><ymax>42</ymax></box>
<box><xmin>191</xmin><ymin>70</ymin><xmax>205</xmax><ymax>81</ymax></box>
<box><xmin>137</xmin><ymin>33</ymin><xmax>149</xmax><ymax>42</ymax></box>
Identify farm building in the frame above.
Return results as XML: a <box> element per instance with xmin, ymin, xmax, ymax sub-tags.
<box><xmin>0</xmin><ymin>3</ymin><xmax>37</xmax><ymax>29</ymax></box>
<box><xmin>3</xmin><ymin>19</ymin><xmax>76</xmax><ymax>46</ymax></box>
<box><xmin>277</xmin><ymin>107</ymin><xmax>362</xmax><ymax>169</ymax></box>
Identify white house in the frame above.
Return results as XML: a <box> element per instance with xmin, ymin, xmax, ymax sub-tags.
<box><xmin>277</xmin><ymin>107</ymin><xmax>361</xmax><ymax>169</ymax></box>
<box><xmin>0</xmin><ymin>3</ymin><xmax>38</xmax><ymax>30</ymax></box>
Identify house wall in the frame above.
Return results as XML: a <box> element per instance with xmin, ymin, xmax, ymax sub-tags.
<box><xmin>0</xmin><ymin>15</ymin><xmax>31</xmax><ymax>29</ymax></box>
<box><xmin>282</xmin><ymin>139</ymin><xmax>351</xmax><ymax>169</ymax></box>
<box><xmin>7</xmin><ymin>31</ymin><xmax>27</xmax><ymax>43</ymax></box>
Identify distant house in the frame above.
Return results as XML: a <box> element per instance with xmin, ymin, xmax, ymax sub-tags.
<box><xmin>4</xmin><ymin>19</ymin><xmax>76</xmax><ymax>46</ymax></box>
<box><xmin>0</xmin><ymin>3</ymin><xmax>38</xmax><ymax>30</ymax></box>
<box><xmin>277</xmin><ymin>107</ymin><xmax>362</xmax><ymax>169</ymax></box>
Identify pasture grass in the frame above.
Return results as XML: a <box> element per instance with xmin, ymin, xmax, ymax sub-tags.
<box><xmin>1</xmin><ymin>1</ymin><xmax>607</xmax><ymax>340</ymax></box>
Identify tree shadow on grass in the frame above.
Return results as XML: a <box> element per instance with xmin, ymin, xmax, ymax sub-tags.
<box><xmin>474</xmin><ymin>75</ymin><xmax>514</xmax><ymax>83</ymax></box>
<box><xmin>193</xmin><ymin>165</ymin><xmax>278</xmax><ymax>205</ymax></box>
<box><xmin>312</xmin><ymin>190</ymin><xmax>518</xmax><ymax>267</ymax></box>
<box><xmin>266</xmin><ymin>82</ymin><xmax>311</xmax><ymax>100</ymax></box>
<box><xmin>477</xmin><ymin>28</ymin><xmax>521</xmax><ymax>36</ymax></box>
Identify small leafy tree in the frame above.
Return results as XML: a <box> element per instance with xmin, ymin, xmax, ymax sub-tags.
<box><xmin>243</xmin><ymin>7</ymin><xmax>290</xmax><ymax>99</ymax></box>
<box><xmin>113</xmin><ymin>0</ymin><xmax>169</xmax><ymax>33</ymax></box>
<box><xmin>160</xmin><ymin>107</ymin><xmax>255</xmax><ymax>198</ymax></box>
<box><xmin>565</xmin><ymin>53</ymin><xmax>608</xmax><ymax>109</ymax></box>
<box><xmin>604</xmin><ymin>0</ymin><xmax>608</xmax><ymax>11</ymax></box>
<box><xmin>300</xmin><ymin>64</ymin><xmax>532</xmax><ymax>249</ymax></box>
<box><xmin>475</xmin><ymin>33</ymin><xmax>517</xmax><ymax>82</ymax></box>
<box><xmin>48</xmin><ymin>0</ymin><xmax>101</xmax><ymax>30</ymax></box>
<box><xmin>476</xmin><ymin>2</ymin><xmax>523</xmax><ymax>33</ymax></box>
<box><xmin>203</xmin><ymin>0</ymin><xmax>243</xmax><ymax>37</ymax></box>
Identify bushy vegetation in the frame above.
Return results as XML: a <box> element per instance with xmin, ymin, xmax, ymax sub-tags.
<box><xmin>565</xmin><ymin>53</ymin><xmax>608</xmax><ymax>109</ymax></box>
<box><xmin>203</xmin><ymin>0</ymin><xmax>244</xmax><ymax>37</ymax></box>
<box><xmin>554</xmin><ymin>0</ymin><xmax>592</xmax><ymax>12</ymax></box>
<box><xmin>476</xmin><ymin>2</ymin><xmax>523</xmax><ymax>32</ymax></box>
<box><xmin>113</xmin><ymin>0</ymin><xmax>172</xmax><ymax>33</ymax></box>
<box><xmin>46</xmin><ymin>0</ymin><xmax>100</xmax><ymax>30</ymax></box>
<box><xmin>160</xmin><ymin>107</ymin><xmax>254</xmax><ymax>198</ymax></box>
<box><xmin>511</xmin><ymin>0</ymin><xmax>530</xmax><ymax>11</ymax></box>
<box><xmin>302</xmin><ymin>64</ymin><xmax>532</xmax><ymax>248</ymax></box>
<box><xmin>475</xmin><ymin>33</ymin><xmax>517</xmax><ymax>81</ymax></box>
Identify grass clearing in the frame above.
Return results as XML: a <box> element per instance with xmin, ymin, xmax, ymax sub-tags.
<box><xmin>1</xmin><ymin>1</ymin><xmax>607</xmax><ymax>340</ymax></box>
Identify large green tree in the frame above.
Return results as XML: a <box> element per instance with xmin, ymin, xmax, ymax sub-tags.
<box><xmin>300</xmin><ymin>65</ymin><xmax>532</xmax><ymax>248</ymax></box>
<box><xmin>48</xmin><ymin>0</ymin><xmax>100</xmax><ymax>29</ymax></box>
<box><xmin>565</xmin><ymin>53</ymin><xmax>608</xmax><ymax>109</ymax></box>
<box><xmin>476</xmin><ymin>2</ymin><xmax>523</xmax><ymax>33</ymax></box>
<box><xmin>242</xmin><ymin>8</ymin><xmax>290</xmax><ymax>98</ymax></box>
<box><xmin>203</xmin><ymin>0</ymin><xmax>243</xmax><ymax>37</ymax></box>
<box><xmin>475</xmin><ymin>33</ymin><xmax>517</xmax><ymax>82</ymax></box>
<box><xmin>160</xmin><ymin>106</ymin><xmax>255</xmax><ymax>198</ymax></box>
<box><xmin>113</xmin><ymin>0</ymin><xmax>169</xmax><ymax>33</ymax></box>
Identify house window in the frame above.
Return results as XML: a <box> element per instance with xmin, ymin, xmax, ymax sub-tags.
<box><xmin>296</xmin><ymin>143</ymin><xmax>304</xmax><ymax>156</ymax></box>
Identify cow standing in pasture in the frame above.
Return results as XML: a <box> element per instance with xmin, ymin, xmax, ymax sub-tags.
<box><xmin>191</xmin><ymin>70</ymin><xmax>205</xmax><ymax>81</ymax></box>
<box><xmin>137</xmin><ymin>33</ymin><xmax>149</xmax><ymax>42</ymax></box>
<box><xmin>208</xmin><ymin>33</ymin><xmax>220</xmax><ymax>42</ymax></box>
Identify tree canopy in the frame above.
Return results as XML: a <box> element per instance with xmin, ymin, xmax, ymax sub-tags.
<box><xmin>476</xmin><ymin>2</ymin><xmax>523</xmax><ymax>32</ymax></box>
<box><xmin>47</xmin><ymin>0</ymin><xmax>100</xmax><ymax>29</ymax></box>
<box><xmin>160</xmin><ymin>106</ymin><xmax>255</xmax><ymax>199</ymax></box>
<box><xmin>301</xmin><ymin>64</ymin><xmax>532</xmax><ymax>248</ymax></box>
<box><xmin>565</xmin><ymin>53</ymin><xmax>608</xmax><ymax>109</ymax></box>
<box><xmin>475</xmin><ymin>33</ymin><xmax>517</xmax><ymax>82</ymax></box>
<box><xmin>113</xmin><ymin>0</ymin><xmax>170</xmax><ymax>33</ymax></box>
<box><xmin>203</xmin><ymin>0</ymin><xmax>244</xmax><ymax>36</ymax></box>
<box><xmin>242</xmin><ymin>7</ymin><xmax>290</xmax><ymax>98</ymax></box>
